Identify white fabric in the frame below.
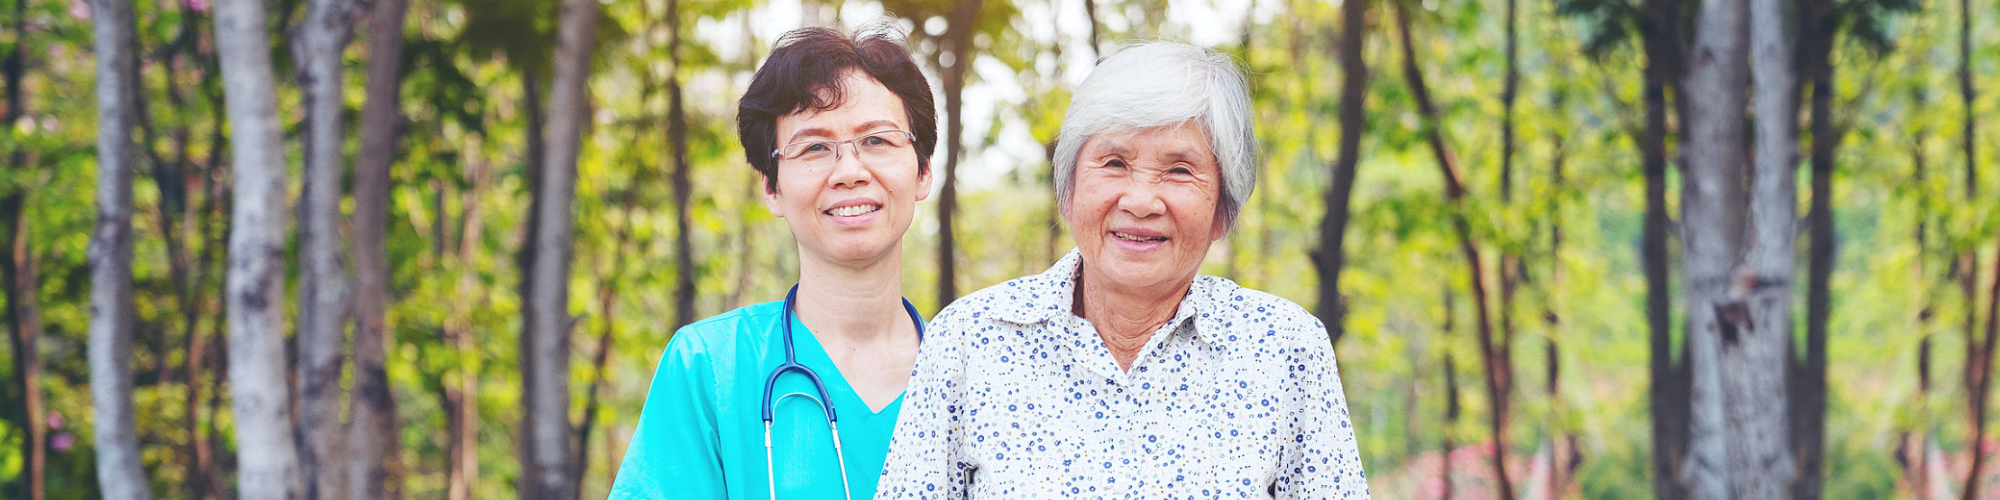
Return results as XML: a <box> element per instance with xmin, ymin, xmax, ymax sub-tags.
<box><xmin>877</xmin><ymin>250</ymin><xmax>1370</xmax><ymax>499</ymax></box>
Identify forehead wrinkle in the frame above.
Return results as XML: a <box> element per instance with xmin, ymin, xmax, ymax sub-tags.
<box><xmin>1082</xmin><ymin>135</ymin><xmax>1132</xmax><ymax>157</ymax></box>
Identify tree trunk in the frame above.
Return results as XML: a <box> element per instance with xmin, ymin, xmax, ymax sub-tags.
<box><xmin>204</xmin><ymin>133</ymin><xmax>235</xmax><ymax>488</ymax></box>
<box><xmin>1546</xmin><ymin>131</ymin><xmax>1571</xmax><ymax>499</ymax></box>
<box><xmin>574</xmin><ymin>199</ymin><xmax>633</xmax><ymax>497</ymax></box>
<box><xmin>217</xmin><ymin>0</ymin><xmax>305</xmax><ymax>494</ymax></box>
<box><xmin>291</xmin><ymin>0</ymin><xmax>357</xmax><ymax>496</ymax></box>
<box><xmin>446</xmin><ymin>134</ymin><xmax>488</xmax><ymax>500</ymax></box>
<box><xmin>1638</xmin><ymin>0</ymin><xmax>1688</xmax><ymax>497</ymax></box>
<box><xmin>87</xmin><ymin>0</ymin><xmax>150</xmax><ymax>495</ymax></box>
<box><xmin>1679</xmin><ymin>0</ymin><xmax>1750</xmax><ymax>495</ymax></box>
<box><xmin>1978</xmin><ymin>242</ymin><xmax>2000</xmax><ymax>500</ymax></box>
<box><xmin>1681</xmin><ymin>0</ymin><xmax>1801</xmax><ymax>496</ymax></box>
<box><xmin>1313</xmin><ymin>0</ymin><xmax>1367</xmax><ymax>347</ymax></box>
<box><xmin>2</xmin><ymin>0</ymin><xmax>44</xmax><ymax>496</ymax></box>
<box><xmin>512</xmin><ymin>66</ymin><xmax>545</xmax><ymax>500</ymax></box>
<box><xmin>1961</xmin><ymin>0</ymin><xmax>1990</xmax><ymax>495</ymax></box>
<box><xmin>1735</xmin><ymin>1</ymin><xmax>1799</xmax><ymax>498</ymax></box>
<box><xmin>1080</xmin><ymin>0</ymin><xmax>1101</xmax><ymax>55</ymax></box>
<box><xmin>178</xmin><ymin>150</ymin><xmax>220</xmax><ymax>500</ymax></box>
<box><xmin>574</xmin><ymin>295</ymin><xmax>619</xmax><ymax>499</ymax></box>
<box><xmin>1959</xmin><ymin>0</ymin><xmax>1976</xmax><ymax>203</ymax></box>
<box><xmin>1042</xmin><ymin>2</ymin><xmax>1074</xmax><ymax>270</ymax></box>
<box><xmin>1679</xmin><ymin>0</ymin><xmax>1751</xmax><ymax>495</ymax></box>
<box><xmin>1906</xmin><ymin>120</ymin><xmax>1933</xmax><ymax>498</ymax></box>
<box><xmin>1794</xmin><ymin>0</ymin><xmax>1837</xmax><ymax>497</ymax></box>
<box><xmin>1498</xmin><ymin>0</ymin><xmax>1520</xmax><ymax>401</ymax></box>
<box><xmin>667</xmin><ymin>0</ymin><xmax>695</xmax><ymax>330</ymax></box>
<box><xmin>1393</xmin><ymin>6</ymin><xmax>1513</xmax><ymax>498</ymax></box>
<box><xmin>195</xmin><ymin>95</ymin><xmax>232</xmax><ymax>500</ymax></box>
<box><xmin>934</xmin><ymin>0</ymin><xmax>982</xmax><ymax>308</ymax></box>
<box><xmin>349</xmin><ymin>0</ymin><xmax>410</xmax><ymax>495</ymax></box>
<box><xmin>1442</xmin><ymin>287</ymin><xmax>1460</xmax><ymax>500</ymax></box>
<box><xmin>1498</xmin><ymin>0</ymin><xmax>1525</xmax><ymax>490</ymax></box>
<box><xmin>149</xmin><ymin>6</ymin><xmax>221</xmax><ymax>499</ymax></box>
<box><xmin>522</xmin><ymin>0</ymin><xmax>597</xmax><ymax>496</ymax></box>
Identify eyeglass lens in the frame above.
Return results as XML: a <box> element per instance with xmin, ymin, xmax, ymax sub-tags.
<box><xmin>777</xmin><ymin>131</ymin><xmax>912</xmax><ymax>163</ymax></box>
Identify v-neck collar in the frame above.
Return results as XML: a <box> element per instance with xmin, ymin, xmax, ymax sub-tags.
<box><xmin>782</xmin><ymin>303</ymin><xmax>917</xmax><ymax>416</ymax></box>
<box><xmin>1064</xmin><ymin>307</ymin><xmax>1196</xmax><ymax>382</ymax></box>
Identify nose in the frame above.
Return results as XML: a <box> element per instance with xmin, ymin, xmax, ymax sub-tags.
<box><xmin>828</xmin><ymin>142</ymin><xmax>871</xmax><ymax>189</ymax></box>
<box><xmin>1115</xmin><ymin>177</ymin><xmax>1166</xmax><ymax>218</ymax></box>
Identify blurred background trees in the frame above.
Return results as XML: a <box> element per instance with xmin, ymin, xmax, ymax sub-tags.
<box><xmin>0</xmin><ymin>0</ymin><xmax>1992</xmax><ymax>498</ymax></box>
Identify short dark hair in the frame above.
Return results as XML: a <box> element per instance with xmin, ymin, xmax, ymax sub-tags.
<box><xmin>737</xmin><ymin>26</ymin><xmax>937</xmax><ymax>193</ymax></box>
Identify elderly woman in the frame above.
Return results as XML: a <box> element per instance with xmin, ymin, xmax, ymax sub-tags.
<box><xmin>875</xmin><ymin>42</ymin><xmax>1368</xmax><ymax>498</ymax></box>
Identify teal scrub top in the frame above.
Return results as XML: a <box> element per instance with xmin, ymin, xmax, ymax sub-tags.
<box><xmin>610</xmin><ymin>300</ymin><xmax>922</xmax><ymax>499</ymax></box>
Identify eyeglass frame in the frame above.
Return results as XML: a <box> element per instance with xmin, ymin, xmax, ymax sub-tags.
<box><xmin>768</xmin><ymin>130</ymin><xmax>919</xmax><ymax>164</ymax></box>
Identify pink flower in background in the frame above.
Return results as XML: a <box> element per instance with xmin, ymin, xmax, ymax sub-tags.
<box><xmin>46</xmin><ymin>411</ymin><xmax>63</xmax><ymax>430</ymax></box>
<box><xmin>68</xmin><ymin>0</ymin><xmax>88</xmax><ymax>20</ymax></box>
<box><xmin>51</xmin><ymin>433</ymin><xmax>72</xmax><ymax>452</ymax></box>
<box><xmin>183</xmin><ymin>0</ymin><xmax>209</xmax><ymax>13</ymax></box>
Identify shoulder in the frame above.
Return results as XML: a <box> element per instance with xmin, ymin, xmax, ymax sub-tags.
<box><xmin>660</xmin><ymin>301</ymin><xmax>786</xmax><ymax>365</ymax></box>
<box><xmin>935</xmin><ymin>273</ymin><xmax>1063</xmax><ymax>328</ymax></box>
<box><xmin>1194</xmin><ymin>275</ymin><xmax>1329</xmax><ymax>348</ymax></box>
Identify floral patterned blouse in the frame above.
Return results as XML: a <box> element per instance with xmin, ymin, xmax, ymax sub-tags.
<box><xmin>876</xmin><ymin>250</ymin><xmax>1369</xmax><ymax>499</ymax></box>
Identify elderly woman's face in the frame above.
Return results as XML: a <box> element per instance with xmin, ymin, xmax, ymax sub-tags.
<box><xmin>1065</xmin><ymin>124</ymin><xmax>1226</xmax><ymax>294</ymax></box>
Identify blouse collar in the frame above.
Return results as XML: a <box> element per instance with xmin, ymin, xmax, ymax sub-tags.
<box><xmin>992</xmin><ymin>248</ymin><xmax>1227</xmax><ymax>346</ymax></box>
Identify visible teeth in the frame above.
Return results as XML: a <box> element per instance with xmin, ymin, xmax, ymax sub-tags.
<box><xmin>826</xmin><ymin>204</ymin><xmax>881</xmax><ymax>217</ymax></box>
<box><xmin>1112</xmin><ymin>231</ymin><xmax>1166</xmax><ymax>242</ymax></box>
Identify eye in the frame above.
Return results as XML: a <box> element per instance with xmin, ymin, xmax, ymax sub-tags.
<box><xmin>861</xmin><ymin>135</ymin><xmax>890</xmax><ymax>147</ymax></box>
<box><xmin>1168</xmin><ymin>166</ymin><xmax>1194</xmax><ymax>176</ymax></box>
<box><xmin>1103</xmin><ymin>158</ymin><xmax>1127</xmax><ymax>169</ymax></box>
<box><xmin>803</xmin><ymin>143</ymin><xmax>833</xmax><ymax>152</ymax></box>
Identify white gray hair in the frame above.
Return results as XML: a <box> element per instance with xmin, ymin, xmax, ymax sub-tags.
<box><xmin>1053</xmin><ymin>41</ymin><xmax>1256</xmax><ymax>230</ymax></box>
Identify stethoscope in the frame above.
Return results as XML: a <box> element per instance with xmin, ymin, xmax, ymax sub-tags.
<box><xmin>761</xmin><ymin>284</ymin><xmax>924</xmax><ymax>500</ymax></box>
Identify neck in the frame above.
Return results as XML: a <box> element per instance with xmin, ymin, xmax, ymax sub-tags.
<box><xmin>1074</xmin><ymin>267</ymin><xmax>1190</xmax><ymax>366</ymax></box>
<box><xmin>793</xmin><ymin>247</ymin><xmax>912</xmax><ymax>346</ymax></box>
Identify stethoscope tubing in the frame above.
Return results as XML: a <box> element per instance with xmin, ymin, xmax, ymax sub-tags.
<box><xmin>760</xmin><ymin>284</ymin><xmax>923</xmax><ymax>500</ymax></box>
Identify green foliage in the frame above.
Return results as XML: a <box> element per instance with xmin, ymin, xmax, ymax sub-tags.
<box><xmin>0</xmin><ymin>0</ymin><xmax>1991</xmax><ymax>498</ymax></box>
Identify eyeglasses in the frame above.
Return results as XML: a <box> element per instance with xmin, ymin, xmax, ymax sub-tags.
<box><xmin>770</xmin><ymin>130</ymin><xmax>916</xmax><ymax>166</ymax></box>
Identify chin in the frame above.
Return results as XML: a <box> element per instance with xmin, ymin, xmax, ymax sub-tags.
<box><xmin>820</xmin><ymin>237</ymin><xmax>901</xmax><ymax>263</ymax></box>
<box><xmin>1103</xmin><ymin>253</ymin><xmax>1202</xmax><ymax>286</ymax></box>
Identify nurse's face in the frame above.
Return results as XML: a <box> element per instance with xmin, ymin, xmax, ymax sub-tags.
<box><xmin>763</xmin><ymin>70</ymin><xmax>932</xmax><ymax>268</ymax></box>
<box><xmin>1065</xmin><ymin>124</ymin><xmax>1226</xmax><ymax>296</ymax></box>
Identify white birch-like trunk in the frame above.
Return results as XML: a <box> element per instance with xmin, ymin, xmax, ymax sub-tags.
<box><xmin>347</xmin><ymin>0</ymin><xmax>410</xmax><ymax>496</ymax></box>
<box><xmin>216</xmin><ymin>0</ymin><xmax>303</xmax><ymax>496</ymax></box>
<box><xmin>1731</xmin><ymin>0</ymin><xmax>1800</xmax><ymax>497</ymax></box>
<box><xmin>87</xmin><ymin>0</ymin><xmax>151</xmax><ymax>496</ymax></box>
<box><xmin>290</xmin><ymin>0</ymin><xmax>355</xmax><ymax>497</ymax></box>
<box><xmin>522</xmin><ymin>0</ymin><xmax>598</xmax><ymax>497</ymax></box>
<box><xmin>1678</xmin><ymin>0</ymin><xmax>1748</xmax><ymax>498</ymax></box>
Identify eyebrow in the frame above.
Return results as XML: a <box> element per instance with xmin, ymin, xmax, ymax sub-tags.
<box><xmin>1090</xmin><ymin>141</ymin><xmax>1211</xmax><ymax>167</ymax></box>
<box><xmin>785</xmin><ymin>120</ymin><xmax>905</xmax><ymax>143</ymax></box>
<box><xmin>1157</xmin><ymin>149</ymin><xmax>1214</xmax><ymax>166</ymax></box>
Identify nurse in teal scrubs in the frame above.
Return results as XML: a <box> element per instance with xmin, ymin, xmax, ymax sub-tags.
<box><xmin>610</xmin><ymin>25</ymin><xmax>937</xmax><ymax>500</ymax></box>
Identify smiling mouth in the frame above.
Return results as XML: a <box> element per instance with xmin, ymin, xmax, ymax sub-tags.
<box><xmin>825</xmin><ymin>204</ymin><xmax>882</xmax><ymax>217</ymax></box>
<box><xmin>1111</xmin><ymin>231</ymin><xmax>1167</xmax><ymax>243</ymax></box>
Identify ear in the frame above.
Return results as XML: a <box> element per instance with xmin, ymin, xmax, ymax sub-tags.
<box><xmin>915</xmin><ymin>162</ymin><xmax>935</xmax><ymax>202</ymax></box>
<box><xmin>760</xmin><ymin>174</ymin><xmax>786</xmax><ymax>218</ymax></box>
<box><xmin>1208</xmin><ymin>211</ymin><xmax>1228</xmax><ymax>243</ymax></box>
